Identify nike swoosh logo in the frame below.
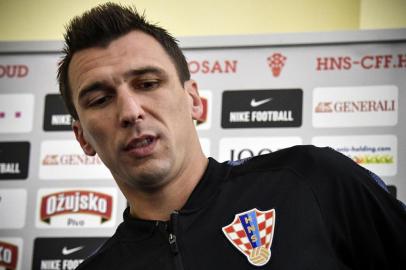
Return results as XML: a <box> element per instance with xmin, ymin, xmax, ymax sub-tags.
<box><xmin>250</xmin><ymin>98</ymin><xmax>273</xmax><ymax>107</ymax></box>
<box><xmin>62</xmin><ymin>246</ymin><xmax>84</xmax><ymax>256</ymax></box>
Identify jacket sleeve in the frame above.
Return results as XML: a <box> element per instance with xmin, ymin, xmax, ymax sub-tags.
<box><xmin>300</xmin><ymin>146</ymin><xmax>406</xmax><ymax>270</ymax></box>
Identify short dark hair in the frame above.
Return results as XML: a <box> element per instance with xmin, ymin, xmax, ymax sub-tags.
<box><xmin>57</xmin><ymin>3</ymin><xmax>190</xmax><ymax>120</ymax></box>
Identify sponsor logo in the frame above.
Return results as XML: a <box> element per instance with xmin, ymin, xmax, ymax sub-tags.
<box><xmin>0</xmin><ymin>65</ymin><xmax>29</xmax><ymax>78</ymax></box>
<box><xmin>43</xmin><ymin>94</ymin><xmax>73</xmax><ymax>131</ymax></box>
<box><xmin>314</xmin><ymin>100</ymin><xmax>395</xmax><ymax>113</ymax></box>
<box><xmin>313</xmin><ymin>85</ymin><xmax>398</xmax><ymax>127</ymax></box>
<box><xmin>36</xmin><ymin>188</ymin><xmax>117</xmax><ymax>228</ymax></box>
<box><xmin>267</xmin><ymin>53</ymin><xmax>287</xmax><ymax>77</ymax></box>
<box><xmin>0</xmin><ymin>238</ymin><xmax>22</xmax><ymax>270</ymax></box>
<box><xmin>40</xmin><ymin>191</ymin><xmax>113</xmax><ymax>224</ymax></box>
<box><xmin>0</xmin><ymin>189</ymin><xmax>27</xmax><ymax>229</ymax></box>
<box><xmin>0</xmin><ymin>241</ymin><xmax>18</xmax><ymax>270</ymax></box>
<box><xmin>316</xmin><ymin>53</ymin><xmax>406</xmax><ymax>71</ymax></box>
<box><xmin>188</xmin><ymin>60</ymin><xmax>238</xmax><ymax>74</ymax></box>
<box><xmin>195</xmin><ymin>90</ymin><xmax>212</xmax><ymax>130</ymax></box>
<box><xmin>221</xmin><ymin>89</ymin><xmax>302</xmax><ymax>128</ymax></box>
<box><xmin>312</xmin><ymin>135</ymin><xmax>397</xmax><ymax>176</ymax></box>
<box><xmin>219</xmin><ymin>137</ymin><xmax>302</xmax><ymax>162</ymax></box>
<box><xmin>0</xmin><ymin>142</ymin><xmax>30</xmax><ymax>180</ymax></box>
<box><xmin>222</xmin><ymin>208</ymin><xmax>276</xmax><ymax>266</ymax></box>
<box><xmin>32</xmin><ymin>237</ymin><xmax>108</xmax><ymax>270</ymax></box>
<box><xmin>250</xmin><ymin>98</ymin><xmax>273</xmax><ymax>108</ymax></box>
<box><xmin>61</xmin><ymin>246</ymin><xmax>83</xmax><ymax>256</ymax></box>
<box><xmin>39</xmin><ymin>140</ymin><xmax>112</xmax><ymax>180</ymax></box>
<box><xmin>0</xmin><ymin>94</ymin><xmax>34</xmax><ymax>133</ymax></box>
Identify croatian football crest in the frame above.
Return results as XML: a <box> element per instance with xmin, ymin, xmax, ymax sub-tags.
<box><xmin>222</xmin><ymin>208</ymin><xmax>276</xmax><ymax>266</ymax></box>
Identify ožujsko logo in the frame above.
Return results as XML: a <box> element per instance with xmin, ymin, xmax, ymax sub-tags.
<box><xmin>267</xmin><ymin>53</ymin><xmax>287</xmax><ymax>77</ymax></box>
<box><xmin>40</xmin><ymin>190</ymin><xmax>112</xmax><ymax>224</ymax></box>
<box><xmin>222</xmin><ymin>208</ymin><xmax>275</xmax><ymax>266</ymax></box>
<box><xmin>0</xmin><ymin>241</ymin><xmax>18</xmax><ymax>270</ymax></box>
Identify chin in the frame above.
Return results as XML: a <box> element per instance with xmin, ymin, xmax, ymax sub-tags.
<box><xmin>127</xmin><ymin>162</ymin><xmax>172</xmax><ymax>192</ymax></box>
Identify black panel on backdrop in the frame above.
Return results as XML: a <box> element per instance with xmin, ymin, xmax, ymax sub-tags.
<box><xmin>43</xmin><ymin>94</ymin><xmax>73</xmax><ymax>131</ymax></box>
<box><xmin>32</xmin><ymin>237</ymin><xmax>108</xmax><ymax>270</ymax></box>
<box><xmin>0</xmin><ymin>141</ymin><xmax>30</xmax><ymax>180</ymax></box>
<box><xmin>221</xmin><ymin>89</ymin><xmax>303</xmax><ymax>128</ymax></box>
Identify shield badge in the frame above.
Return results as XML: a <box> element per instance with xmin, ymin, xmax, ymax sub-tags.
<box><xmin>222</xmin><ymin>208</ymin><xmax>276</xmax><ymax>266</ymax></box>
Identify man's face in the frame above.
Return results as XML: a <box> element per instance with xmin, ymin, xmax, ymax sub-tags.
<box><xmin>68</xmin><ymin>31</ymin><xmax>203</xmax><ymax>190</ymax></box>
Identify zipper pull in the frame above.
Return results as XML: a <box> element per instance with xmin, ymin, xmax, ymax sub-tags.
<box><xmin>169</xmin><ymin>233</ymin><xmax>179</xmax><ymax>254</ymax></box>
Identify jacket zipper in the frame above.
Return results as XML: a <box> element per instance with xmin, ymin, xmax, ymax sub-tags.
<box><xmin>169</xmin><ymin>211</ymin><xmax>184</xmax><ymax>270</ymax></box>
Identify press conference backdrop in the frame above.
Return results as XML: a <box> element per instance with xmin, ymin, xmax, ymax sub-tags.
<box><xmin>0</xmin><ymin>29</ymin><xmax>405</xmax><ymax>270</ymax></box>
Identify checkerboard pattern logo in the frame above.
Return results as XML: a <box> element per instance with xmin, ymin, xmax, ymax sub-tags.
<box><xmin>222</xmin><ymin>208</ymin><xmax>275</xmax><ymax>266</ymax></box>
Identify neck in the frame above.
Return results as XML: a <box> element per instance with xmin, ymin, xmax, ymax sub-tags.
<box><xmin>118</xmin><ymin>151</ymin><xmax>208</xmax><ymax>221</ymax></box>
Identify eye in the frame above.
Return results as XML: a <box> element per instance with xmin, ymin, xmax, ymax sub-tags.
<box><xmin>87</xmin><ymin>95</ymin><xmax>112</xmax><ymax>107</ymax></box>
<box><xmin>137</xmin><ymin>80</ymin><xmax>160</xmax><ymax>91</ymax></box>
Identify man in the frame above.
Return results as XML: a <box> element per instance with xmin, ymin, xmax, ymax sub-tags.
<box><xmin>58</xmin><ymin>3</ymin><xmax>406</xmax><ymax>270</ymax></box>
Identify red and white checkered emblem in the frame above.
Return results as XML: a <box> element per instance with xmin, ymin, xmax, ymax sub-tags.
<box><xmin>222</xmin><ymin>208</ymin><xmax>276</xmax><ymax>266</ymax></box>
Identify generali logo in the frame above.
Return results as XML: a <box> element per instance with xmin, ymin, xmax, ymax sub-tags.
<box><xmin>0</xmin><ymin>65</ymin><xmax>28</xmax><ymax>79</ymax></box>
<box><xmin>39</xmin><ymin>140</ymin><xmax>112</xmax><ymax>180</ymax></box>
<box><xmin>0</xmin><ymin>94</ymin><xmax>34</xmax><ymax>133</ymax></box>
<box><xmin>0</xmin><ymin>238</ymin><xmax>22</xmax><ymax>270</ymax></box>
<box><xmin>36</xmin><ymin>188</ymin><xmax>117</xmax><ymax>228</ymax></box>
<box><xmin>267</xmin><ymin>53</ymin><xmax>287</xmax><ymax>77</ymax></box>
<box><xmin>312</xmin><ymin>85</ymin><xmax>398</xmax><ymax>128</ymax></box>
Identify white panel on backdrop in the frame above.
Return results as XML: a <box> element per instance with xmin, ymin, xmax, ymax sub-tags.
<box><xmin>312</xmin><ymin>135</ymin><xmax>397</xmax><ymax>176</ymax></box>
<box><xmin>0</xmin><ymin>189</ymin><xmax>26</xmax><ymax>229</ymax></box>
<box><xmin>39</xmin><ymin>140</ymin><xmax>113</xmax><ymax>180</ymax></box>
<box><xmin>0</xmin><ymin>94</ymin><xmax>34</xmax><ymax>133</ymax></box>
<box><xmin>219</xmin><ymin>137</ymin><xmax>303</xmax><ymax>162</ymax></box>
<box><xmin>312</xmin><ymin>85</ymin><xmax>398</xmax><ymax>127</ymax></box>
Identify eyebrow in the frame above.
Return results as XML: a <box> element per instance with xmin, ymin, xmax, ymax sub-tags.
<box><xmin>77</xmin><ymin>66</ymin><xmax>167</xmax><ymax>101</ymax></box>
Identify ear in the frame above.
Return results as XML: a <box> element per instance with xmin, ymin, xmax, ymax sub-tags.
<box><xmin>184</xmin><ymin>80</ymin><xmax>204</xmax><ymax>121</ymax></box>
<box><xmin>72</xmin><ymin>120</ymin><xmax>96</xmax><ymax>156</ymax></box>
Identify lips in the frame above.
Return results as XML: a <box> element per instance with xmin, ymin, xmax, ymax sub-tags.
<box><xmin>124</xmin><ymin>135</ymin><xmax>157</xmax><ymax>158</ymax></box>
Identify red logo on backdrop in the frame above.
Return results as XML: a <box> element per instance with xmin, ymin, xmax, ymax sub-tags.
<box><xmin>196</xmin><ymin>97</ymin><xmax>208</xmax><ymax>125</ymax></box>
<box><xmin>267</xmin><ymin>53</ymin><xmax>287</xmax><ymax>77</ymax></box>
<box><xmin>0</xmin><ymin>65</ymin><xmax>29</xmax><ymax>78</ymax></box>
<box><xmin>40</xmin><ymin>190</ymin><xmax>113</xmax><ymax>224</ymax></box>
<box><xmin>0</xmin><ymin>241</ymin><xmax>18</xmax><ymax>270</ymax></box>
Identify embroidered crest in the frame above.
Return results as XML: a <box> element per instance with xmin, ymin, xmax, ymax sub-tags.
<box><xmin>222</xmin><ymin>208</ymin><xmax>276</xmax><ymax>266</ymax></box>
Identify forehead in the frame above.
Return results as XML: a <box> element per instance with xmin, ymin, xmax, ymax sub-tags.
<box><xmin>68</xmin><ymin>30</ymin><xmax>176</xmax><ymax>96</ymax></box>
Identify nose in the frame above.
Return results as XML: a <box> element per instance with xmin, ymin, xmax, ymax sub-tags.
<box><xmin>117</xmin><ymin>90</ymin><xmax>144</xmax><ymax>128</ymax></box>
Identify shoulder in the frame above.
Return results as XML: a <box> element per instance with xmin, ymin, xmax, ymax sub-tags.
<box><xmin>228</xmin><ymin>144</ymin><xmax>351</xmax><ymax>179</ymax></box>
<box><xmin>75</xmin><ymin>232</ymin><xmax>121</xmax><ymax>270</ymax></box>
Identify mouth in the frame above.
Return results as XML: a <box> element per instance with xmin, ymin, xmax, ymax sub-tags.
<box><xmin>123</xmin><ymin>135</ymin><xmax>158</xmax><ymax>158</ymax></box>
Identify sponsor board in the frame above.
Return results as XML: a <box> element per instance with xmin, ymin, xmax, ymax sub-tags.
<box><xmin>219</xmin><ymin>137</ymin><xmax>302</xmax><ymax>162</ymax></box>
<box><xmin>221</xmin><ymin>89</ymin><xmax>302</xmax><ymax>128</ymax></box>
<box><xmin>195</xmin><ymin>90</ymin><xmax>212</xmax><ymax>130</ymax></box>
<box><xmin>39</xmin><ymin>140</ymin><xmax>113</xmax><ymax>180</ymax></box>
<box><xmin>43</xmin><ymin>94</ymin><xmax>73</xmax><ymax>131</ymax></box>
<box><xmin>0</xmin><ymin>142</ymin><xmax>30</xmax><ymax>180</ymax></box>
<box><xmin>0</xmin><ymin>238</ymin><xmax>23</xmax><ymax>270</ymax></box>
<box><xmin>0</xmin><ymin>94</ymin><xmax>34</xmax><ymax>133</ymax></box>
<box><xmin>313</xmin><ymin>85</ymin><xmax>398</xmax><ymax>127</ymax></box>
<box><xmin>32</xmin><ymin>237</ymin><xmax>108</xmax><ymax>270</ymax></box>
<box><xmin>199</xmin><ymin>138</ymin><xmax>210</xmax><ymax>157</ymax></box>
<box><xmin>312</xmin><ymin>135</ymin><xmax>397</xmax><ymax>176</ymax></box>
<box><xmin>0</xmin><ymin>189</ymin><xmax>26</xmax><ymax>229</ymax></box>
<box><xmin>36</xmin><ymin>188</ymin><xmax>117</xmax><ymax>228</ymax></box>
